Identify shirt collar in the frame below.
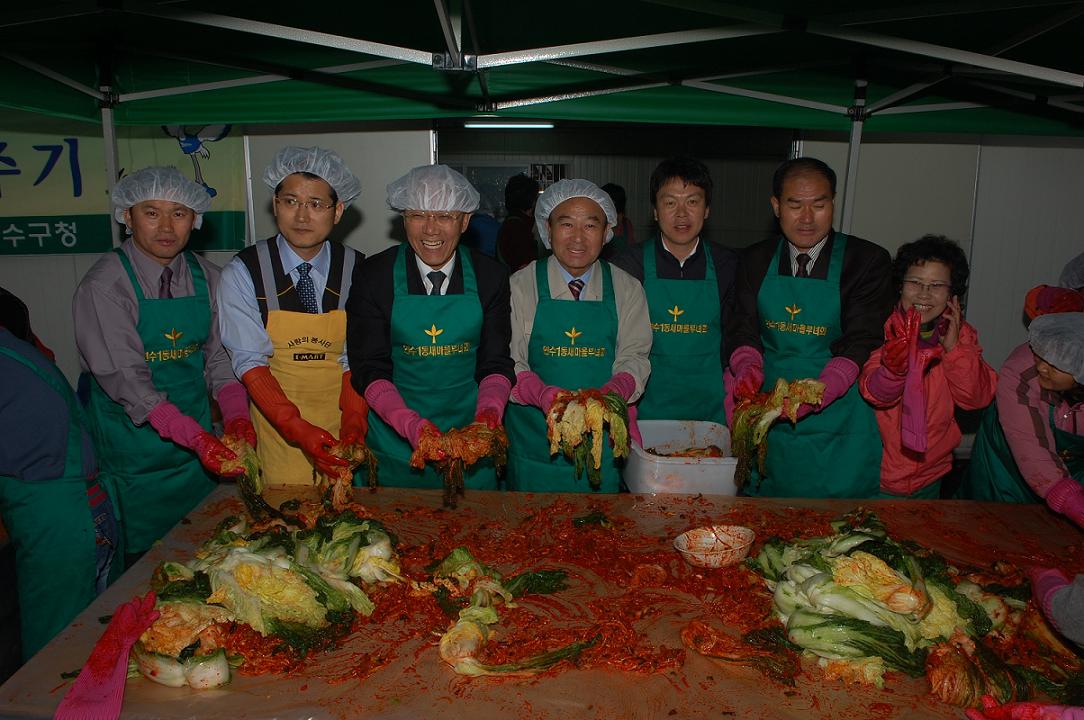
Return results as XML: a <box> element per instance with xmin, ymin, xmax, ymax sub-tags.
<box><xmin>556</xmin><ymin>262</ymin><xmax>594</xmax><ymax>287</ymax></box>
<box><xmin>788</xmin><ymin>233</ymin><xmax>830</xmax><ymax>265</ymax></box>
<box><xmin>661</xmin><ymin>236</ymin><xmax>700</xmax><ymax>268</ymax></box>
<box><xmin>414</xmin><ymin>250</ymin><xmax>457</xmax><ymax>282</ymax></box>
<box><xmin>276</xmin><ymin>234</ymin><xmax>331</xmax><ymax>276</ymax></box>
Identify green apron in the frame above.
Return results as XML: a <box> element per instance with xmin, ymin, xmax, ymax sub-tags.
<box><xmin>0</xmin><ymin>344</ymin><xmax>109</xmax><ymax>659</ymax></box>
<box><xmin>637</xmin><ymin>238</ymin><xmax>726</xmax><ymax>425</ymax></box>
<box><xmin>505</xmin><ymin>260</ymin><xmax>621</xmax><ymax>493</ymax></box>
<box><xmin>961</xmin><ymin>401</ymin><xmax>1084</xmax><ymax>502</ymax></box>
<box><xmin>750</xmin><ymin>234</ymin><xmax>881</xmax><ymax>498</ymax></box>
<box><xmin>365</xmin><ymin>247</ymin><xmax>495</xmax><ymax>489</ymax></box>
<box><xmin>86</xmin><ymin>250</ymin><xmax>216</xmax><ymax>554</ymax></box>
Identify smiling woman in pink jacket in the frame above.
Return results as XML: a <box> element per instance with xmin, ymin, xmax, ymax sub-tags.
<box><xmin>859</xmin><ymin>235</ymin><xmax>997</xmax><ymax>498</ymax></box>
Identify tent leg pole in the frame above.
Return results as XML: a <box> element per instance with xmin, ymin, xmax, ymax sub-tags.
<box><xmin>100</xmin><ymin>89</ymin><xmax>121</xmax><ymax>248</ymax></box>
<box><xmin>840</xmin><ymin>79</ymin><xmax>867</xmax><ymax>235</ymax></box>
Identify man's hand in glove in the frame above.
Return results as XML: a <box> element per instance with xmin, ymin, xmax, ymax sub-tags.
<box><xmin>147</xmin><ymin>402</ymin><xmax>241</xmax><ymax>476</ymax></box>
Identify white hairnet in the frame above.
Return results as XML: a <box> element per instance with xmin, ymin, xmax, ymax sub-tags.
<box><xmin>386</xmin><ymin>164</ymin><xmax>479</xmax><ymax>212</ymax></box>
<box><xmin>534</xmin><ymin>179</ymin><xmax>617</xmax><ymax>248</ymax></box>
<box><xmin>1060</xmin><ymin>251</ymin><xmax>1084</xmax><ymax>291</ymax></box>
<box><xmin>112</xmin><ymin>167</ymin><xmax>211</xmax><ymax>230</ymax></box>
<box><xmin>1029</xmin><ymin>312</ymin><xmax>1084</xmax><ymax>384</ymax></box>
<box><xmin>263</xmin><ymin>146</ymin><xmax>361</xmax><ymax>206</ymax></box>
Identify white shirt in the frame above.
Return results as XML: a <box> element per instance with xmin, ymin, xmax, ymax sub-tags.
<box><xmin>788</xmin><ymin>234</ymin><xmax>829</xmax><ymax>276</ymax></box>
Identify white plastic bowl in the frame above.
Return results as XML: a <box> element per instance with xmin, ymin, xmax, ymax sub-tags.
<box><xmin>673</xmin><ymin>525</ymin><xmax>755</xmax><ymax>568</ymax></box>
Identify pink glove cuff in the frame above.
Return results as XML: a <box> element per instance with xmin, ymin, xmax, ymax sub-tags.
<box><xmin>475</xmin><ymin>373</ymin><xmax>512</xmax><ymax>422</ymax></box>
<box><xmin>511</xmin><ymin>370</ymin><xmax>543</xmax><ymax>406</ymax></box>
<box><xmin>601</xmin><ymin>372</ymin><xmax>636</xmax><ymax>402</ymax></box>
<box><xmin>148</xmin><ymin>401</ymin><xmax>204</xmax><ymax>450</ymax></box>
<box><xmin>365</xmin><ymin>379</ymin><xmax>426</xmax><ymax>447</ymax></box>
<box><xmin>627</xmin><ymin>405</ymin><xmax>643</xmax><ymax>448</ymax></box>
<box><xmin>818</xmin><ymin>356</ymin><xmax>859</xmax><ymax>408</ymax></box>
<box><xmin>864</xmin><ymin>366</ymin><xmax>906</xmax><ymax>404</ymax></box>
<box><xmin>728</xmin><ymin>345</ymin><xmax>764</xmax><ymax>378</ymax></box>
<box><xmin>1045</xmin><ymin>478</ymin><xmax>1084</xmax><ymax>527</ymax></box>
<box><xmin>216</xmin><ymin>381</ymin><xmax>250</xmax><ymax>424</ymax></box>
<box><xmin>1028</xmin><ymin>567</ymin><xmax>1071</xmax><ymax>621</ymax></box>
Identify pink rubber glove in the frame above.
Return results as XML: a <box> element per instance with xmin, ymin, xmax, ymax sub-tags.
<box><xmin>511</xmin><ymin>370</ymin><xmax>564</xmax><ymax>412</ymax></box>
<box><xmin>788</xmin><ymin>357</ymin><xmax>859</xmax><ymax>420</ymax></box>
<box><xmin>148</xmin><ymin>402</ymin><xmax>242</xmax><ymax>477</ymax></box>
<box><xmin>730</xmin><ymin>346</ymin><xmax>765</xmax><ymax>401</ymax></box>
<box><xmin>217</xmin><ymin>381</ymin><xmax>257</xmax><ymax>448</ymax></box>
<box><xmin>55</xmin><ymin>591</ymin><xmax>160</xmax><ymax>720</ymax></box>
<box><xmin>1028</xmin><ymin>566</ymin><xmax>1071</xmax><ymax>626</ymax></box>
<box><xmin>365</xmin><ymin>379</ymin><xmax>431</xmax><ymax>449</ymax></box>
<box><xmin>864</xmin><ymin>366</ymin><xmax>906</xmax><ymax>404</ymax></box>
<box><xmin>475</xmin><ymin>373</ymin><xmax>512</xmax><ymax>427</ymax></box>
<box><xmin>901</xmin><ymin>308</ymin><xmax>929</xmax><ymax>453</ymax></box>
<box><xmin>627</xmin><ymin>404</ymin><xmax>643</xmax><ymax>448</ymax></box>
<box><xmin>965</xmin><ymin>695</ymin><xmax>1084</xmax><ymax>720</ymax></box>
<box><xmin>601</xmin><ymin>372</ymin><xmax>636</xmax><ymax>402</ymax></box>
<box><xmin>1046</xmin><ymin>478</ymin><xmax>1084</xmax><ymax>529</ymax></box>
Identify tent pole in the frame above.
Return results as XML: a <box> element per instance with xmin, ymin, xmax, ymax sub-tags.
<box><xmin>840</xmin><ymin>79</ymin><xmax>866</xmax><ymax>235</ymax></box>
<box><xmin>100</xmin><ymin>86</ymin><xmax>120</xmax><ymax>249</ymax></box>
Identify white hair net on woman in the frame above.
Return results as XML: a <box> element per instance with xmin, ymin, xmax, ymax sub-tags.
<box><xmin>1029</xmin><ymin>312</ymin><xmax>1084</xmax><ymax>384</ymax></box>
<box><xmin>1060</xmin><ymin>251</ymin><xmax>1084</xmax><ymax>291</ymax></box>
<box><xmin>112</xmin><ymin>167</ymin><xmax>212</xmax><ymax>230</ymax></box>
<box><xmin>262</xmin><ymin>146</ymin><xmax>361</xmax><ymax>206</ymax></box>
<box><xmin>386</xmin><ymin>164</ymin><xmax>479</xmax><ymax>213</ymax></box>
<box><xmin>534</xmin><ymin>179</ymin><xmax>617</xmax><ymax>248</ymax></box>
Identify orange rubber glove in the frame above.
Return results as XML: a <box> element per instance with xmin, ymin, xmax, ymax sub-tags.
<box><xmin>339</xmin><ymin>371</ymin><xmax>370</xmax><ymax>447</ymax></box>
<box><xmin>241</xmin><ymin>366</ymin><xmax>347</xmax><ymax>476</ymax></box>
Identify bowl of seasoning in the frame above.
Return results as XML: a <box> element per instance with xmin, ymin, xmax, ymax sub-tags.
<box><xmin>673</xmin><ymin>525</ymin><xmax>754</xmax><ymax>568</ymax></box>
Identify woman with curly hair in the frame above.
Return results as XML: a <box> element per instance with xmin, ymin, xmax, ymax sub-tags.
<box><xmin>858</xmin><ymin>235</ymin><xmax>996</xmax><ymax>498</ymax></box>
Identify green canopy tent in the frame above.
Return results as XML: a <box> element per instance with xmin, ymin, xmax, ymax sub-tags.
<box><xmin>3</xmin><ymin>0</ymin><xmax>1083</xmax><ymax>242</ymax></box>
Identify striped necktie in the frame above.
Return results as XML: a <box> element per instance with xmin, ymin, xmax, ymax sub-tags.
<box><xmin>796</xmin><ymin>253</ymin><xmax>811</xmax><ymax>278</ymax></box>
<box><xmin>568</xmin><ymin>278</ymin><xmax>584</xmax><ymax>300</ymax></box>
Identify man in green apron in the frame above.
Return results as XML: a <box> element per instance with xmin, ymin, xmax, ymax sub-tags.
<box><xmin>347</xmin><ymin>165</ymin><xmax>515</xmax><ymax>489</ymax></box>
<box><xmin>961</xmin><ymin>312</ymin><xmax>1084</xmax><ymax>527</ymax></box>
<box><xmin>74</xmin><ymin>167</ymin><xmax>252</xmax><ymax>563</ymax></box>
<box><xmin>610</xmin><ymin>157</ymin><xmax>736</xmax><ymax>427</ymax></box>
<box><xmin>1</xmin><ymin>296</ymin><xmax>119</xmax><ymax>660</ymax></box>
<box><xmin>724</xmin><ymin>158</ymin><xmax>894</xmax><ymax>498</ymax></box>
<box><xmin>507</xmin><ymin>179</ymin><xmax>652</xmax><ymax>493</ymax></box>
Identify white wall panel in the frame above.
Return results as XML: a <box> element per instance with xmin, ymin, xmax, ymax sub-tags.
<box><xmin>968</xmin><ymin>144</ymin><xmax>1084</xmax><ymax>368</ymax></box>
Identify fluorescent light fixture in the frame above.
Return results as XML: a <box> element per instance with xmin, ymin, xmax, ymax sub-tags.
<box><xmin>463</xmin><ymin>121</ymin><xmax>554</xmax><ymax>129</ymax></box>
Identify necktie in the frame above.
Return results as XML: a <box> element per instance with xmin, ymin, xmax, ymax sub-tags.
<box><xmin>568</xmin><ymin>278</ymin><xmax>584</xmax><ymax>300</ymax></box>
<box><xmin>796</xmin><ymin>253</ymin><xmax>811</xmax><ymax>278</ymax></box>
<box><xmin>296</xmin><ymin>262</ymin><xmax>319</xmax><ymax>314</ymax></box>
<box><xmin>427</xmin><ymin>270</ymin><xmax>446</xmax><ymax>296</ymax></box>
<box><xmin>158</xmin><ymin>267</ymin><xmax>173</xmax><ymax>299</ymax></box>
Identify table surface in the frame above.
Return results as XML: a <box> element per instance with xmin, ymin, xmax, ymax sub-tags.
<box><xmin>3</xmin><ymin>485</ymin><xmax>1082</xmax><ymax>720</ymax></box>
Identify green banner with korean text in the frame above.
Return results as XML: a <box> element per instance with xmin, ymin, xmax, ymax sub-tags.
<box><xmin>0</xmin><ymin>124</ymin><xmax>245</xmax><ymax>255</ymax></box>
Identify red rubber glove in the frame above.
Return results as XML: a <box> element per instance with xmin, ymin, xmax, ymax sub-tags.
<box><xmin>218</xmin><ymin>381</ymin><xmax>257</xmax><ymax>448</ymax></box>
<box><xmin>882</xmin><ymin>309</ymin><xmax>912</xmax><ymax>376</ymax></box>
<box><xmin>242</xmin><ymin>366</ymin><xmax>347</xmax><ymax>476</ymax></box>
<box><xmin>475</xmin><ymin>408</ymin><xmax>501</xmax><ymax>430</ymax></box>
<box><xmin>339</xmin><ymin>371</ymin><xmax>370</xmax><ymax>447</ymax></box>
<box><xmin>965</xmin><ymin>694</ymin><xmax>1084</xmax><ymax>720</ymax></box>
<box><xmin>147</xmin><ymin>402</ymin><xmax>242</xmax><ymax>477</ymax></box>
<box><xmin>55</xmin><ymin>591</ymin><xmax>160</xmax><ymax>720</ymax></box>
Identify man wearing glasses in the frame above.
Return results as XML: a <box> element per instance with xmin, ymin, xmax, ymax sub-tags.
<box><xmin>346</xmin><ymin>164</ymin><xmax>514</xmax><ymax>488</ymax></box>
<box><xmin>218</xmin><ymin>146</ymin><xmax>368</xmax><ymax>484</ymax></box>
<box><xmin>725</xmin><ymin>157</ymin><xmax>894</xmax><ymax>498</ymax></box>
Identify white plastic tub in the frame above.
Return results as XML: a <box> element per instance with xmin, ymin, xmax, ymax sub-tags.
<box><xmin>624</xmin><ymin>420</ymin><xmax>738</xmax><ymax>496</ymax></box>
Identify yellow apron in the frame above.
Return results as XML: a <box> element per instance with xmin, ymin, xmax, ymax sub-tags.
<box><xmin>237</xmin><ymin>237</ymin><xmax>357</xmax><ymax>485</ymax></box>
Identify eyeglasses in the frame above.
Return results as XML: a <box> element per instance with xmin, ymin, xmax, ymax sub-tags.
<box><xmin>275</xmin><ymin>196</ymin><xmax>336</xmax><ymax>213</ymax></box>
<box><xmin>402</xmin><ymin>211</ymin><xmax>463</xmax><ymax>226</ymax></box>
<box><xmin>902</xmin><ymin>278</ymin><xmax>951</xmax><ymax>295</ymax></box>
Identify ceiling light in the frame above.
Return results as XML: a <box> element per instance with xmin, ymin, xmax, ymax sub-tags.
<box><xmin>463</xmin><ymin>121</ymin><xmax>554</xmax><ymax>129</ymax></box>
